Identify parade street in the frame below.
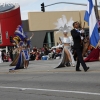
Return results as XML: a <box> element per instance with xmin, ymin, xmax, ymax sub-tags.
<box><xmin>0</xmin><ymin>60</ymin><xmax>100</xmax><ymax>100</ymax></box>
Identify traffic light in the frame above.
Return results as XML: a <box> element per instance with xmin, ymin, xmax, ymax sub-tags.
<box><xmin>9</xmin><ymin>36</ymin><xmax>13</xmax><ymax>43</ymax></box>
<box><xmin>41</xmin><ymin>3</ymin><xmax>45</xmax><ymax>12</ymax></box>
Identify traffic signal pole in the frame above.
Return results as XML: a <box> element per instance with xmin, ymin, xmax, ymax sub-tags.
<box><xmin>44</xmin><ymin>2</ymin><xmax>87</xmax><ymax>7</ymax></box>
<box><xmin>41</xmin><ymin>1</ymin><xmax>100</xmax><ymax>12</ymax></box>
<box><xmin>41</xmin><ymin>3</ymin><xmax>45</xmax><ymax>12</ymax></box>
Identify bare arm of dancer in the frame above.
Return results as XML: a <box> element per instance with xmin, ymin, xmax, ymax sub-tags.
<box><xmin>27</xmin><ymin>33</ymin><xmax>34</xmax><ymax>41</ymax></box>
<box><xmin>59</xmin><ymin>37</ymin><xmax>62</xmax><ymax>44</ymax></box>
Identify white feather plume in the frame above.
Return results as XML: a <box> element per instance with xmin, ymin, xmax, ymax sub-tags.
<box><xmin>54</xmin><ymin>15</ymin><xmax>74</xmax><ymax>33</ymax></box>
<box><xmin>62</xmin><ymin>15</ymin><xmax>67</xmax><ymax>25</ymax></box>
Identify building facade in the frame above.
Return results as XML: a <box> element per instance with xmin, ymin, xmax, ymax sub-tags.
<box><xmin>22</xmin><ymin>10</ymin><xmax>100</xmax><ymax>48</ymax></box>
<box><xmin>0</xmin><ymin>4</ymin><xmax>21</xmax><ymax>47</ymax></box>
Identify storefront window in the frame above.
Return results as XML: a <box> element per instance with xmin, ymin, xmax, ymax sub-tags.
<box><xmin>43</xmin><ymin>32</ymin><xmax>55</xmax><ymax>48</ymax></box>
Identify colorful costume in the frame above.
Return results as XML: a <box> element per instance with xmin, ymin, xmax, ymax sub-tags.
<box><xmin>84</xmin><ymin>48</ymin><xmax>100</xmax><ymax>62</ymax></box>
<box><xmin>84</xmin><ymin>33</ymin><xmax>100</xmax><ymax>62</ymax></box>
<box><xmin>9</xmin><ymin>25</ymin><xmax>31</xmax><ymax>71</ymax></box>
<box><xmin>21</xmin><ymin>42</ymin><xmax>30</xmax><ymax>61</ymax></box>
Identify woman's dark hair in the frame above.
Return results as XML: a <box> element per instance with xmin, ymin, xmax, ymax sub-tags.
<box><xmin>24</xmin><ymin>38</ymin><xmax>27</xmax><ymax>43</ymax></box>
<box><xmin>18</xmin><ymin>39</ymin><xmax>20</xmax><ymax>43</ymax></box>
<box><xmin>73</xmin><ymin>22</ymin><xmax>77</xmax><ymax>27</ymax></box>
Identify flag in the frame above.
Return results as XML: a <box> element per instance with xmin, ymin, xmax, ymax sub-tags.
<box><xmin>84</xmin><ymin>0</ymin><xmax>99</xmax><ymax>47</ymax></box>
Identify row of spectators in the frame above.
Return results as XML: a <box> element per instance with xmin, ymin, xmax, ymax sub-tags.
<box><xmin>30</xmin><ymin>46</ymin><xmax>63</xmax><ymax>60</ymax></box>
<box><xmin>30</xmin><ymin>43</ymin><xmax>94</xmax><ymax>61</ymax></box>
<box><xmin>2</xmin><ymin>51</ymin><xmax>12</xmax><ymax>62</ymax></box>
<box><xmin>1</xmin><ymin>42</ymin><xmax>94</xmax><ymax>62</ymax></box>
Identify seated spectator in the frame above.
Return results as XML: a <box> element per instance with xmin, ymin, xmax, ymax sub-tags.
<box><xmin>87</xmin><ymin>45</ymin><xmax>93</xmax><ymax>55</ymax></box>
<box><xmin>44</xmin><ymin>48</ymin><xmax>50</xmax><ymax>55</ymax></box>
<box><xmin>3</xmin><ymin>52</ymin><xmax>11</xmax><ymax>62</ymax></box>
<box><xmin>33</xmin><ymin>46</ymin><xmax>37</xmax><ymax>52</ymax></box>
<box><xmin>55</xmin><ymin>48</ymin><xmax>62</xmax><ymax>59</ymax></box>
<box><xmin>35</xmin><ymin>52</ymin><xmax>41</xmax><ymax>60</ymax></box>
<box><xmin>52</xmin><ymin>48</ymin><xmax>62</xmax><ymax>59</ymax></box>
<box><xmin>48</xmin><ymin>50</ymin><xmax>54</xmax><ymax>59</ymax></box>
<box><xmin>30</xmin><ymin>52</ymin><xmax>36</xmax><ymax>60</ymax></box>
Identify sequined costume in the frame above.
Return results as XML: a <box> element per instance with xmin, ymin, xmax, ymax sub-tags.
<box><xmin>54</xmin><ymin>15</ymin><xmax>76</xmax><ymax>68</ymax></box>
<box><xmin>56</xmin><ymin>37</ymin><xmax>75</xmax><ymax>68</ymax></box>
<box><xmin>9</xmin><ymin>25</ymin><xmax>31</xmax><ymax>71</ymax></box>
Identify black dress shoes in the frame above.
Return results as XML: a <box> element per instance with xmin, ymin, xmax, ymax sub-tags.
<box><xmin>76</xmin><ymin>69</ymin><xmax>81</xmax><ymax>71</ymax></box>
<box><xmin>84</xmin><ymin>67</ymin><xmax>90</xmax><ymax>72</ymax></box>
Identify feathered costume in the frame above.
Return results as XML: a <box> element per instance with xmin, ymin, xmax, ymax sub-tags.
<box><xmin>9</xmin><ymin>25</ymin><xmax>31</xmax><ymax>71</ymax></box>
<box><xmin>54</xmin><ymin>15</ymin><xmax>75</xmax><ymax>68</ymax></box>
<box><xmin>54</xmin><ymin>15</ymin><xmax>74</xmax><ymax>33</ymax></box>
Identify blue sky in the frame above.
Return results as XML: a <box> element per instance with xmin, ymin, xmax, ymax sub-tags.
<box><xmin>1</xmin><ymin>0</ymin><xmax>100</xmax><ymax>20</ymax></box>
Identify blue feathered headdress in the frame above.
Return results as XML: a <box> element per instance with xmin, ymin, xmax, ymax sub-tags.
<box><xmin>14</xmin><ymin>25</ymin><xmax>32</xmax><ymax>48</ymax></box>
<box><xmin>15</xmin><ymin>25</ymin><xmax>27</xmax><ymax>41</ymax></box>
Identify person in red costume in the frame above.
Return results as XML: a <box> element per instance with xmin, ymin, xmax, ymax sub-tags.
<box><xmin>84</xmin><ymin>28</ymin><xmax>100</xmax><ymax>62</ymax></box>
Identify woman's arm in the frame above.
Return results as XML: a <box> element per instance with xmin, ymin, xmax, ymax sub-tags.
<box><xmin>27</xmin><ymin>33</ymin><xmax>34</xmax><ymax>41</ymax></box>
<box><xmin>59</xmin><ymin>37</ymin><xmax>62</xmax><ymax>44</ymax></box>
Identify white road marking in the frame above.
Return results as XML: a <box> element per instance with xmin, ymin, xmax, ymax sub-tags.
<box><xmin>0</xmin><ymin>86</ymin><xmax>100</xmax><ymax>96</ymax></box>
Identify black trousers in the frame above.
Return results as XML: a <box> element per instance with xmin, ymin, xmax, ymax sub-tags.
<box><xmin>75</xmin><ymin>47</ymin><xmax>87</xmax><ymax>70</ymax></box>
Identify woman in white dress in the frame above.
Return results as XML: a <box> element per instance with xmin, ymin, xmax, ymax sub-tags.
<box><xmin>54</xmin><ymin>15</ymin><xmax>75</xmax><ymax>68</ymax></box>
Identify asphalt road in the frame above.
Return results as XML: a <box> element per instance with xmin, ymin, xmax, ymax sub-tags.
<box><xmin>0</xmin><ymin>60</ymin><xmax>100</xmax><ymax>100</ymax></box>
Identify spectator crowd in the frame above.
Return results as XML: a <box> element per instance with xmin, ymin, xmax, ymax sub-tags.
<box><xmin>1</xmin><ymin>38</ymin><xmax>94</xmax><ymax>62</ymax></box>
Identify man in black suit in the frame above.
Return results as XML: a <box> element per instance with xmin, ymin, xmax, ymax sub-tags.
<box><xmin>71</xmin><ymin>22</ymin><xmax>89</xmax><ymax>72</ymax></box>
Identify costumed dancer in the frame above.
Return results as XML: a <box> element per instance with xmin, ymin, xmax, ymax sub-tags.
<box><xmin>9</xmin><ymin>25</ymin><xmax>33</xmax><ymax>71</ymax></box>
<box><xmin>10</xmin><ymin>36</ymin><xmax>21</xmax><ymax>66</ymax></box>
<box><xmin>71</xmin><ymin>22</ymin><xmax>89</xmax><ymax>72</ymax></box>
<box><xmin>54</xmin><ymin>15</ymin><xmax>76</xmax><ymax>68</ymax></box>
<box><xmin>84</xmin><ymin>27</ymin><xmax>100</xmax><ymax>62</ymax></box>
<box><xmin>21</xmin><ymin>33</ymin><xmax>34</xmax><ymax>69</ymax></box>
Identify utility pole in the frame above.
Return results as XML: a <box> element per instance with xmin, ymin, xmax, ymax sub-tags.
<box><xmin>95</xmin><ymin>0</ymin><xmax>99</xmax><ymax>20</ymax></box>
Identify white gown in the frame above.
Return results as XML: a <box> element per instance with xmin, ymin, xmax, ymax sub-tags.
<box><xmin>55</xmin><ymin>37</ymin><xmax>76</xmax><ymax>68</ymax></box>
<box><xmin>0</xmin><ymin>51</ymin><xmax>3</xmax><ymax>63</ymax></box>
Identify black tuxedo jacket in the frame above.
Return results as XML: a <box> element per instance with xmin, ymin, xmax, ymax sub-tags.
<box><xmin>71</xmin><ymin>29</ymin><xmax>82</xmax><ymax>48</ymax></box>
